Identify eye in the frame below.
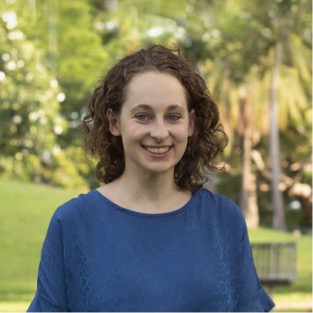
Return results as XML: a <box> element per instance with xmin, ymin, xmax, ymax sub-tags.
<box><xmin>135</xmin><ymin>113</ymin><xmax>151</xmax><ymax>122</ymax></box>
<box><xmin>167</xmin><ymin>114</ymin><xmax>181</xmax><ymax>122</ymax></box>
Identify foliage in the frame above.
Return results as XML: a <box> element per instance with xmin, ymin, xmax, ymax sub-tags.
<box><xmin>0</xmin><ymin>1</ymin><xmax>100</xmax><ymax>189</ymax></box>
<box><xmin>0</xmin><ymin>3</ymin><xmax>65</xmax><ymax>183</ymax></box>
<box><xmin>89</xmin><ymin>0</ymin><xmax>185</xmax><ymax>60</ymax></box>
<box><xmin>0</xmin><ymin>0</ymin><xmax>311</xmax><ymax>226</ymax></box>
<box><xmin>24</xmin><ymin>0</ymin><xmax>108</xmax><ymax>145</ymax></box>
<box><xmin>182</xmin><ymin>0</ymin><xmax>312</xmax><ymax>227</ymax></box>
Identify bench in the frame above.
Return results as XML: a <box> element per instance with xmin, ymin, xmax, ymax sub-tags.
<box><xmin>251</xmin><ymin>242</ymin><xmax>297</xmax><ymax>296</ymax></box>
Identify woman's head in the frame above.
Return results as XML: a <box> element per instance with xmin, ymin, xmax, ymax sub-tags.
<box><xmin>83</xmin><ymin>44</ymin><xmax>228</xmax><ymax>190</ymax></box>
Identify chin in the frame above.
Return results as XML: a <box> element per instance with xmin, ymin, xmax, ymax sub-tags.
<box><xmin>145</xmin><ymin>166</ymin><xmax>174</xmax><ymax>175</ymax></box>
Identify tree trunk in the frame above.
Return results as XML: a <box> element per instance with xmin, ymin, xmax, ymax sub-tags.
<box><xmin>48</xmin><ymin>0</ymin><xmax>59</xmax><ymax>73</ymax></box>
<box><xmin>239</xmin><ymin>87</ymin><xmax>259</xmax><ymax>228</ymax></box>
<box><xmin>269</xmin><ymin>42</ymin><xmax>286</xmax><ymax>230</ymax></box>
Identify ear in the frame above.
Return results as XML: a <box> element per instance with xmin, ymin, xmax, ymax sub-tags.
<box><xmin>107</xmin><ymin>109</ymin><xmax>121</xmax><ymax>136</ymax></box>
<box><xmin>188</xmin><ymin>109</ymin><xmax>195</xmax><ymax>137</ymax></box>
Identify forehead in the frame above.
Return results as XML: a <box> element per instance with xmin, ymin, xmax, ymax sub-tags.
<box><xmin>123</xmin><ymin>71</ymin><xmax>187</xmax><ymax>109</ymax></box>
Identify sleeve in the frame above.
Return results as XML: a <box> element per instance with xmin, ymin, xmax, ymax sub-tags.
<box><xmin>236</xmin><ymin>220</ymin><xmax>275</xmax><ymax>312</ymax></box>
<box><xmin>27</xmin><ymin>210</ymin><xmax>68</xmax><ymax>312</ymax></box>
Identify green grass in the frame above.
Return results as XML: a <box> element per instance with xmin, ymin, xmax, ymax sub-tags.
<box><xmin>0</xmin><ymin>179</ymin><xmax>78</xmax><ymax>307</ymax></box>
<box><xmin>0</xmin><ymin>179</ymin><xmax>311</xmax><ymax>312</ymax></box>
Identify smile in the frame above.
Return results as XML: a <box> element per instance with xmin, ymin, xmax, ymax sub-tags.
<box><xmin>143</xmin><ymin>146</ymin><xmax>171</xmax><ymax>154</ymax></box>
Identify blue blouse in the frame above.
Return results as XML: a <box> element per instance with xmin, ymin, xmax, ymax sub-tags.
<box><xmin>28</xmin><ymin>189</ymin><xmax>274</xmax><ymax>312</ymax></box>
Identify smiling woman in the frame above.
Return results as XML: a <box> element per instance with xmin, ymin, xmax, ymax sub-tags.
<box><xmin>27</xmin><ymin>44</ymin><xmax>275</xmax><ymax>312</ymax></box>
<box><xmin>105</xmin><ymin>71</ymin><xmax>193</xmax><ymax>182</ymax></box>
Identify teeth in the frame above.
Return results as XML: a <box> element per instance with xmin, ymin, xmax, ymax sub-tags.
<box><xmin>145</xmin><ymin>146</ymin><xmax>170</xmax><ymax>154</ymax></box>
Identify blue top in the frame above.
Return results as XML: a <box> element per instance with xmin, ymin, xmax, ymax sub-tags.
<box><xmin>28</xmin><ymin>189</ymin><xmax>274</xmax><ymax>312</ymax></box>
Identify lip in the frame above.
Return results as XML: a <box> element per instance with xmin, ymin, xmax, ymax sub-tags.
<box><xmin>142</xmin><ymin>145</ymin><xmax>173</xmax><ymax>157</ymax></box>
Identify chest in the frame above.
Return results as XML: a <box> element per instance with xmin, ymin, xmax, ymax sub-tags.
<box><xmin>64</xmin><ymin>215</ymin><xmax>241</xmax><ymax>311</ymax></box>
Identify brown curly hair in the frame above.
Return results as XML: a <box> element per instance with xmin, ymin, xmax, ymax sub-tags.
<box><xmin>82</xmin><ymin>44</ymin><xmax>228</xmax><ymax>191</ymax></box>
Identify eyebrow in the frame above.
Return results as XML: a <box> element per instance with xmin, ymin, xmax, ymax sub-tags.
<box><xmin>130</xmin><ymin>104</ymin><xmax>152</xmax><ymax>114</ymax></box>
<box><xmin>130</xmin><ymin>104</ymin><xmax>185</xmax><ymax>114</ymax></box>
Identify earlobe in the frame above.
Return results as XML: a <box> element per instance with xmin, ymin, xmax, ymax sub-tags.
<box><xmin>188</xmin><ymin>109</ymin><xmax>195</xmax><ymax>137</ymax></box>
<box><xmin>107</xmin><ymin>109</ymin><xmax>121</xmax><ymax>136</ymax></box>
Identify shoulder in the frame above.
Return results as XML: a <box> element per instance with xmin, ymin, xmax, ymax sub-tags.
<box><xmin>44</xmin><ymin>189</ymin><xmax>108</xmax><ymax>241</ymax></box>
<box><xmin>194</xmin><ymin>188</ymin><xmax>241</xmax><ymax>213</ymax></box>
<box><xmin>193</xmin><ymin>188</ymin><xmax>245</xmax><ymax>229</ymax></box>
<box><xmin>50</xmin><ymin>189</ymin><xmax>103</xmax><ymax>225</ymax></box>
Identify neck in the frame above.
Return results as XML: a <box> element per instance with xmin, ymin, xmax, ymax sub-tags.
<box><xmin>118</xmin><ymin>169</ymin><xmax>178</xmax><ymax>202</ymax></box>
<box><xmin>101</xmin><ymin>169</ymin><xmax>191</xmax><ymax>214</ymax></box>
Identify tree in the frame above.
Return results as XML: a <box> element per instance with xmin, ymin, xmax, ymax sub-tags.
<box><xmin>0</xmin><ymin>1</ymin><xmax>90</xmax><ymax>189</ymax></box>
<box><xmin>0</xmin><ymin>4</ymin><xmax>65</xmax><ymax>182</ymax></box>
<box><xmin>181</xmin><ymin>0</ymin><xmax>312</xmax><ymax>228</ymax></box>
<box><xmin>246</xmin><ymin>0</ymin><xmax>312</xmax><ymax>229</ymax></box>
<box><xmin>182</xmin><ymin>0</ymin><xmax>270</xmax><ymax>227</ymax></box>
<box><xmin>24</xmin><ymin>0</ymin><xmax>107</xmax><ymax>147</ymax></box>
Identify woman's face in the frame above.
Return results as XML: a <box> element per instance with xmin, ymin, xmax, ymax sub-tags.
<box><xmin>107</xmin><ymin>71</ymin><xmax>194</xmax><ymax>178</ymax></box>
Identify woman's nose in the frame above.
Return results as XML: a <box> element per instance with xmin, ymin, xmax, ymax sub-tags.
<box><xmin>150</xmin><ymin>119</ymin><xmax>169</xmax><ymax>141</ymax></box>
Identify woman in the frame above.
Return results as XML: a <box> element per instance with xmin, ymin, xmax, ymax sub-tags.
<box><xmin>28</xmin><ymin>44</ymin><xmax>274</xmax><ymax>312</ymax></box>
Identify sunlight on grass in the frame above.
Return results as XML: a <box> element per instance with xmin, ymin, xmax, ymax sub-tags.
<box><xmin>0</xmin><ymin>302</ymin><xmax>29</xmax><ymax>312</ymax></box>
<box><xmin>274</xmin><ymin>292</ymin><xmax>312</xmax><ymax>302</ymax></box>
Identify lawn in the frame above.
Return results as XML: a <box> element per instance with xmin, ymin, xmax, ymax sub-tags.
<box><xmin>0</xmin><ymin>179</ymin><xmax>311</xmax><ymax>312</ymax></box>
<box><xmin>0</xmin><ymin>179</ymin><xmax>78</xmax><ymax>308</ymax></box>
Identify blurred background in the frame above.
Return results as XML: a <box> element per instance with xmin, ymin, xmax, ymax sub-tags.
<box><xmin>0</xmin><ymin>0</ymin><xmax>311</xmax><ymax>311</ymax></box>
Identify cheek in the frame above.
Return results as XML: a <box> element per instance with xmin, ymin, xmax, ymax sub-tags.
<box><xmin>177</xmin><ymin>124</ymin><xmax>193</xmax><ymax>141</ymax></box>
<box><xmin>120</xmin><ymin>125</ymin><xmax>145</xmax><ymax>144</ymax></box>
<box><xmin>123</xmin><ymin>125</ymin><xmax>149</xmax><ymax>140</ymax></box>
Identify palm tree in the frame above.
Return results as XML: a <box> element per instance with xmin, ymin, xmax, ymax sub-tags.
<box><xmin>182</xmin><ymin>0</ymin><xmax>311</xmax><ymax>229</ymax></box>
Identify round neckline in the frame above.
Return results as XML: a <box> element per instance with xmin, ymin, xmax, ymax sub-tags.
<box><xmin>92</xmin><ymin>189</ymin><xmax>198</xmax><ymax>218</ymax></box>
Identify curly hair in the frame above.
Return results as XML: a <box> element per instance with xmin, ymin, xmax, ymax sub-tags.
<box><xmin>82</xmin><ymin>44</ymin><xmax>228</xmax><ymax>191</ymax></box>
